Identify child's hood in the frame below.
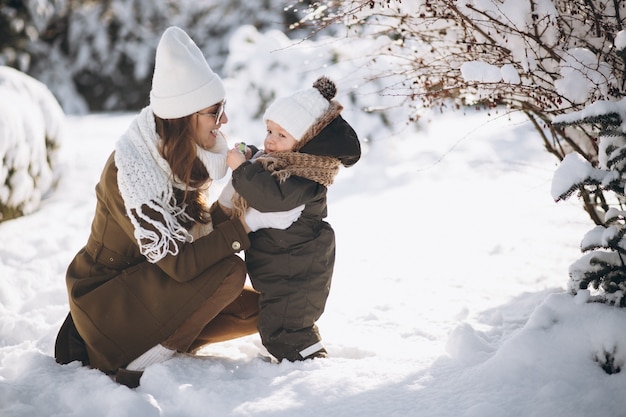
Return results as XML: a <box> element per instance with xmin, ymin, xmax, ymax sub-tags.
<box><xmin>294</xmin><ymin>100</ymin><xmax>361</xmax><ymax>167</ymax></box>
<box><xmin>298</xmin><ymin>114</ymin><xmax>361</xmax><ymax>167</ymax></box>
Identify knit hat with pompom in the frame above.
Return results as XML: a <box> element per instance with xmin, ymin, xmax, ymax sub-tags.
<box><xmin>263</xmin><ymin>76</ymin><xmax>337</xmax><ymax>141</ymax></box>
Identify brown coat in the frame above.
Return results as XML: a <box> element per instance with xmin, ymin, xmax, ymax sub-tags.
<box><xmin>64</xmin><ymin>152</ymin><xmax>251</xmax><ymax>373</ymax></box>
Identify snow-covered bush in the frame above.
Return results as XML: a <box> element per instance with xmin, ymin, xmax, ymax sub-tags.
<box><xmin>0</xmin><ymin>66</ymin><xmax>64</xmax><ymax>222</ymax></box>
<box><xmin>303</xmin><ymin>0</ymin><xmax>625</xmax><ymax>140</ymax></box>
<box><xmin>303</xmin><ymin>0</ymin><xmax>626</xmax><ymax>221</ymax></box>
<box><xmin>552</xmin><ymin>99</ymin><xmax>626</xmax><ymax>306</ymax></box>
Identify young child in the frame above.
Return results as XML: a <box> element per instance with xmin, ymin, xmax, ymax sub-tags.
<box><xmin>219</xmin><ymin>76</ymin><xmax>361</xmax><ymax>362</ymax></box>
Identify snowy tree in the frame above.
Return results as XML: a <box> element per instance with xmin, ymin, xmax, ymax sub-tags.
<box><xmin>300</xmin><ymin>0</ymin><xmax>626</xmax><ymax>221</ymax></box>
<box><xmin>221</xmin><ymin>24</ymin><xmax>407</xmax><ymax>144</ymax></box>
<box><xmin>1</xmin><ymin>0</ymin><xmax>403</xmax><ymax>140</ymax></box>
<box><xmin>551</xmin><ymin>99</ymin><xmax>626</xmax><ymax>306</ymax></box>
<box><xmin>0</xmin><ymin>66</ymin><xmax>65</xmax><ymax>222</ymax></box>
<box><xmin>0</xmin><ymin>0</ymin><xmax>311</xmax><ymax>114</ymax></box>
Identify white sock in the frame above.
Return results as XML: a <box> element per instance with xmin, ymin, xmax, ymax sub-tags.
<box><xmin>299</xmin><ymin>341</ymin><xmax>325</xmax><ymax>358</ymax></box>
<box><xmin>126</xmin><ymin>344</ymin><xmax>175</xmax><ymax>371</ymax></box>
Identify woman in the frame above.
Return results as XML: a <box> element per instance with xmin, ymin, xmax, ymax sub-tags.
<box><xmin>54</xmin><ymin>26</ymin><xmax>302</xmax><ymax>388</ymax></box>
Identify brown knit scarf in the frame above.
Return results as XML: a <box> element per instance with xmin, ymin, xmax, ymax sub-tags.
<box><xmin>230</xmin><ymin>152</ymin><xmax>340</xmax><ymax>218</ymax></box>
<box><xmin>256</xmin><ymin>152</ymin><xmax>341</xmax><ymax>186</ymax></box>
<box><xmin>230</xmin><ymin>100</ymin><xmax>344</xmax><ymax>219</ymax></box>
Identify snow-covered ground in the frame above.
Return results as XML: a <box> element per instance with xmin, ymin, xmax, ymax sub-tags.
<box><xmin>2</xmin><ymin>105</ymin><xmax>625</xmax><ymax>417</ymax></box>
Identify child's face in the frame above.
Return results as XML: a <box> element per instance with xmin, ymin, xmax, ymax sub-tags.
<box><xmin>264</xmin><ymin>120</ymin><xmax>298</xmax><ymax>153</ymax></box>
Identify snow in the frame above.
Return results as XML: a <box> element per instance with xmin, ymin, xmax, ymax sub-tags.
<box><xmin>460</xmin><ymin>61</ymin><xmax>502</xmax><ymax>83</ymax></box>
<box><xmin>616</xmin><ymin>30</ymin><xmax>626</xmax><ymax>51</ymax></box>
<box><xmin>550</xmin><ymin>152</ymin><xmax>595</xmax><ymax>201</ymax></box>
<box><xmin>455</xmin><ymin>0</ymin><xmax>558</xmax><ymax>74</ymax></box>
<box><xmin>3</xmin><ymin>101</ymin><xmax>626</xmax><ymax>416</ymax></box>
<box><xmin>459</xmin><ymin>61</ymin><xmax>522</xmax><ymax>85</ymax></box>
<box><xmin>554</xmin><ymin>48</ymin><xmax>616</xmax><ymax>104</ymax></box>
<box><xmin>3</xmin><ymin>2</ymin><xmax>626</xmax><ymax>414</ymax></box>
<box><xmin>501</xmin><ymin>64</ymin><xmax>521</xmax><ymax>85</ymax></box>
<box><xmin>552</xmin><ymin>98</ymin><xmax>626</xmax><ymax>130</ymax></box>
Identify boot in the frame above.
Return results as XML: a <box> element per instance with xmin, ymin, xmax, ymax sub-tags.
<box><xmin>114</xmin><ymin>368</ymin><xmax>143</xmax><ymax>389</ymax></box>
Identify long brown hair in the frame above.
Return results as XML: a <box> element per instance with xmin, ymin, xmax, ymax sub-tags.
<box><xmin>154</xmin><ymin>114</ymin><xmax>211</xmax><ymax>225</ymax></box>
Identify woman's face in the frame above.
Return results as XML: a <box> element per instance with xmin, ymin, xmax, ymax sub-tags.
<box><xmin>264</xmin><ymin>120</ymin><xmax>298</xmax><ymax>153</ymax></box>
<box><xmin>194</xmin><ymin>101</ymin><xmax>228</xmax><ymax>150</ymax></box>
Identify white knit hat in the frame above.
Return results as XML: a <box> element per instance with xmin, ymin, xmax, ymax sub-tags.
<box><xmin>150</xmin><ymin>26</ymin><xmax>225</xmax><ymax>119</ymax></box>
<box><xmin>263</xmin><ymin>85</ymin><xmax>331</xmax><ymax>141</ymax></box>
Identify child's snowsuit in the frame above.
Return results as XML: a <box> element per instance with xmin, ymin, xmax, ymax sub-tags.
<box><xmin>232</xmin><ymin>101</ymin><xmax>360</xmax><ymax>361</ymax></box>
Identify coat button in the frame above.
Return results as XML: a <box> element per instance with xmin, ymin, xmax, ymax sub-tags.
<box><xmin>231</xmin><ymin>241</ymin><xmax>241</xmax><ymax>250</ymax></box>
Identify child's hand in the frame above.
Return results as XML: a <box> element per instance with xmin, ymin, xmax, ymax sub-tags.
<box><xmin>226</xmin><ymin>147</ymin><xmax>246</xmax><ymax>170</ymax></box>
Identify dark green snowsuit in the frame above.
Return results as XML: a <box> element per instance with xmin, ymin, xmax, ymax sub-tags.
<box><xmin>231</xmin><ymin>110</ymin><xmax>360</xmax><ymax>361</ymax></box>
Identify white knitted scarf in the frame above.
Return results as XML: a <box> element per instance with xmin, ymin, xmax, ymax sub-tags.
<box><xmin>114</xmin><ymin>106</ymin><xmax>228</xmax><ymax>263</ymax></box>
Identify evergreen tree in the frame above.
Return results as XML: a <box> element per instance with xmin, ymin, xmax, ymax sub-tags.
<box><xmin>552</xmin><ymin>100</ymin><xmax>626</xmax><ymax>306</ymax></box>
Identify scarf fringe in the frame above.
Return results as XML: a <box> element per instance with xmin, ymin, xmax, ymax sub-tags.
<box><xmin>129</xmin><ymin>201</ymin><xmax>192</xmax><ymax>262</ymax></box>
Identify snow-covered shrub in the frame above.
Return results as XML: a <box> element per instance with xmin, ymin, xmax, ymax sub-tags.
<box><xmin>552</xmin><ymin>99</ymin><xmax>626</xmax><ymax>306</ymax></box>
<box><xmin>0</xmin><ymin>66</ymin><xmax>64</xmax><ymax>222</ymax></box>
<box><xmin>303</xmin><ymin>1</ymin><xmax>626</xmax><ymax>140</ymax></box>
<box><xmin>304</xmin><ymin>1</ymin><xmax>626</xmax><ymax>221</ymax></box>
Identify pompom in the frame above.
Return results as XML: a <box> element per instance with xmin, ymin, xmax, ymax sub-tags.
<box><xmin>313</xmin><ymin>76</ymin><xmax>336</xmax><ymax>101</ymax></box>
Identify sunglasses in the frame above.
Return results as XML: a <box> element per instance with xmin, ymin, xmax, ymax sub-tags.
<box><xmin>196</xmin><ymin>100</ymin><xmax>226</xmax><ymax>121</ymax></box>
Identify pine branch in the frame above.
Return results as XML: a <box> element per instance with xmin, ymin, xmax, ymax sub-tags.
<box><xmin>601</xmin><ymin>129</ymin><xmax>626</xmax><ymax>138</ymax></box>
<box><xmin>577</xmin><ymin>262</ymin><xmax>626</xmax><ymax>293</ymax></box>
<box><xmin>552</xmin><ymin>112</ymin><xmax>622</xmax><ymax>129</ymax></box>
<box><xmin>605</xmin><ymin>144</ymin><xmax>626</xmax><ymax>171</ymax></box>
<box><xmin>554</xmin><ymin>179</ymin><xmax>602</xmax><ymax>203</ymax></box>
